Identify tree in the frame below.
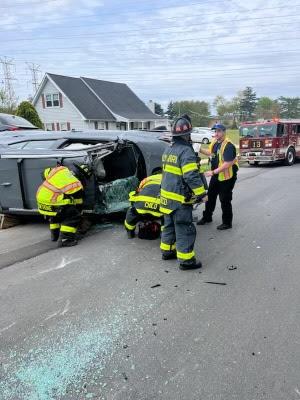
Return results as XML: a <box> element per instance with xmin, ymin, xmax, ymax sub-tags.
<box><xmin>166</xmin><ymin>101</ymin><xmax>177</xmax><ymax>120</ymax></box>
<box><xmin>255</xmin><ymin>97</ymin><xmax>277</xmax><ymax>119</ymax></box>
<box><xmin>213</xmin><ymin>95</ymin><xmax>240</xmax><ymax>127</ymax></box>
<box><xmin>15</xmin><ymin>101</ymin><xmax>43</xmax><ymax>128</ymax></box>
<box><xmin>0</xmin><ymin>89</ymin><xmax>17</xmax><ymax>114</ymax></box>
<box><xmin>277</xmin><ymin>97</ymin><xmax>300</xmax><ymax>118</ymax></box>
<box><xmin>239</xmin><ymin>86</ymin><xmax>257</xmax><ymax>120</ymax></box>
<box><xmin>154</xmin><ymin>102</ymin><xmax>164</xmax><ymax>116</ymax></box>
<box><xmin>171</xmin><ymin>100</ymin><xmax>210</xmax><ymax>126</ymax></box>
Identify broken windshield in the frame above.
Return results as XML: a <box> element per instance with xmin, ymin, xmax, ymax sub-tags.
<box><xmin>239</xmin><ymin>124</ymin><xmax>277</xmax><ymax>138</ymax></box>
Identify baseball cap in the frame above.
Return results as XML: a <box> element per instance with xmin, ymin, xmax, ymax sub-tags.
<box><xmin>211</xmin><ymin>123</ymin><xmax>226</xmax><ymax>131</ymax></box>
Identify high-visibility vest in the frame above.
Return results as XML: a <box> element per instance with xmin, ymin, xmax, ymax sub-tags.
<box><xmin>36</xmin><ymin>166</ymin><xmax>83</xmax><ymax>215</ymax></box>
<box><xmin>209</xmin><ymin>139</ymin><xmax>239</xmax><ymax>181</ymax></box>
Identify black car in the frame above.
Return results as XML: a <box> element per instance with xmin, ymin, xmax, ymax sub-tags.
<box><xmin>0</xmin><ymin>113</ymin><xmax>38</xmax><ymax>132</ymax></box>
<box><xmin>0</xmin><ymin>130</ymin><xmax>167</xmax><ymax>216</ymax></box>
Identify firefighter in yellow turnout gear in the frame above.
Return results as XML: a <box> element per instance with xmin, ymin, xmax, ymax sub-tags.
<box><xmin>160</xmin><ymin>115</ymin><xmax>207</xmax><ymax>270</ymax></box>
<box><xmin>124</xmin><ymin>173</ymin><xmax>163</xmax><ymax>239</ymax></box>
<box><xmin>36</xmin><ymin>164</ymin><xmax>90</xmax><ymax>247</ymax></box>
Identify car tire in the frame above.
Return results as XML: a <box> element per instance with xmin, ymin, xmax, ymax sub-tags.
<box><xmin>202</xmin><ymin>138</ymin><xmax>209</xmax><ymax>144</ymax></box>
<box><xmin>283</xmin><ymin>147</ymin><xmax>295</xmax><ymax>166</ymax></box>
<box><xmin>249</xmin><ymin>161</ymin><xmax>259</xmax><ymax>166</ymax></box>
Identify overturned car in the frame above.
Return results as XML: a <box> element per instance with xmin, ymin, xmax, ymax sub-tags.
<box><xmin>0</xmin><ymin>130</ymin><xmax>168</xmax><ymax>216</ymax></box>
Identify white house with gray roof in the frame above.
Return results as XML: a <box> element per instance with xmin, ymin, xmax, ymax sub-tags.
<box><xmin>33</xmin><ymin>73</ymin><xmax>165</xmax><ymax>131</ymax></box>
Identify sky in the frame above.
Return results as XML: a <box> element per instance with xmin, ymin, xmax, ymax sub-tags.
<box><xmin>1</xmin><ymin>0</ymin><xmax>300</xmax><ymax>109</ymax></box>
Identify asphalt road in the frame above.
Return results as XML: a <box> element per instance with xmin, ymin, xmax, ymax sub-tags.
<box><xmin>0</xmin><ymin>164</ymin><xmax>300</xmax><ymax>400</ymax></box>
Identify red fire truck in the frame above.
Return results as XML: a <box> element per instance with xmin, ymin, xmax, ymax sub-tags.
<box><xmin>239</xmin><ymin>119</ymin><xmax>300</xmax><ymax>166</ymax></box>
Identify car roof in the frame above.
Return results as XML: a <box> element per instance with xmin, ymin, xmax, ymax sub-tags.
<box><xmin>0</xmin><ymin>130</ymin><xmax>166</xmax><ymax>154</ymax></box>
<box><xmin>0</xmin><ymin>113</ymin><xmax>38</xmax><ymax>129</ymax></box>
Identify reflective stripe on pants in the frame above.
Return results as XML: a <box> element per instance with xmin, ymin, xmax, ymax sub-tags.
<box><xmin>161</xmin><ymin>205</ymin><xmax>197</xmax><ymax>264</ymax></box>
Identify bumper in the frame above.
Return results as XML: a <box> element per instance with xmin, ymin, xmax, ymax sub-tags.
<box><xmin>240</xmin><ymin>152</ymin><xmax>284</xmax><ymax>162</ymax></box>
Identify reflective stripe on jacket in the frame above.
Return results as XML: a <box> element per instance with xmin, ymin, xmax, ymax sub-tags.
<box><xmin>160</xmin><ymin>138</ymin><xmax>206</xmax><ymax>214</ymax></box>
<box><xmin>36</xmin><ymin>166</ymin><xmax>83</xmax><ymax>215</ymax></box>
<box><xmin>209</xmin><ymin>139</ymin><xmax>239</xmax><ymax>181</ymax></box>
<box><xmin>129</xmin><ymin>174</ymin><xmax>162</xmax><ymax>218</ymax></box>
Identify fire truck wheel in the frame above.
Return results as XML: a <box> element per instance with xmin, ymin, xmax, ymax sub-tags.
<box><xmin>284</xmin><ymin>148</ymin><xmax>295</xmax><ymax>166</ymax></box>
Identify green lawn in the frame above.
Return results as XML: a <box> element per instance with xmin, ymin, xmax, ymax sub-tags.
<box><xmin>199</xmin><ymin>129</ymin><xmax>240</xmax><ymax>171</ymax></box>
<box><xmin>226</xmin><ymin>129</ymin><xmax>240</xmax><ymax>146</ymax></box>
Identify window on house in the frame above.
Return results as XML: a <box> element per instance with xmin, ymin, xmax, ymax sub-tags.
<box><xmin>45</xmin><ymin>93</ymin><xmax>60</xmax><ymax>107</ymax></box>
<box><xmin>46</xmin><ymin>95</ymin><xmax>52</xmax><ymax>107</ymax></box>
<box><xmin>94</xmin><ymin>121</ymin><xmax>105</xmax><ymax>130</ymax></box>
<box><xmin>60</xmin><ymin>122</ymin><xmax>68</xmax><ymax>131</ymax></box>
<box><xmin>53</xmin><ymin>94</ymin><xmax>60</xmax><ymax>107</ymax></box>
<box><xmin>45</xmin><ymin>123</ymin><xmax>53</xmax><ymax>131</ymax></box>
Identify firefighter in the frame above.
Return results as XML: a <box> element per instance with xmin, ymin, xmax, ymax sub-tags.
<box><xmin>36</xmin><ymin>163</ymin><xmax>91</xmax><ymax>247</ymax></box>
<box><xmin>160</xmin><ymin>114</ymin><xmax>207</xmax><ymax>270</ymax></box>
<box><xmin>197</xmin><ymin>123</ymin><xmax>239</xmax><ymax>230</ymax></box>
<box><xmin>124</xmin><ymin>172</ymin><xmax>162</xmax><ymax>239</ymax></box>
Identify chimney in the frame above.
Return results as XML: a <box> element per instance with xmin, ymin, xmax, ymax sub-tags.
<box><xmin>147</xmin><ymin>100</ymin><xmax>155</xmax><ymax>113</ymax></box>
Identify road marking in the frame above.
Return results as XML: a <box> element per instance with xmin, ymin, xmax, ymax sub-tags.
<box><xmin>0</xmin><ymin>322</ymin><xmax>16</xmax><ymax>333</ymax></box>
<box><xmin>38</xmin><ymin>257</ymin><xmax>82</xmax><ymax>275</ymax></box>
<box><xmin>60</xmin><ymin>299</ymin><xmax>70</xmax><ymax>316</ymax></box>
<box><xmin>295</xmin><ymin>388</ymin><xmax>300</xmax><ymax>397</ymax></box>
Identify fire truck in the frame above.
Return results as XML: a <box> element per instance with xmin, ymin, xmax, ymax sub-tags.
<box><xmin>239</xmin><ymin>119</ymin><xmax>300</xmax><ymax>166</ymax></box>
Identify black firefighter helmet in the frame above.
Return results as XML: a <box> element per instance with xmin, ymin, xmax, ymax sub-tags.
<box><xmin>171</xmin><ymin>114</ymin><xmax>192</xmax><ymax>137</ymax></box>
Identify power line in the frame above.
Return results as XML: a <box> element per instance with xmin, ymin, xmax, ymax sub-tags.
<box><xmin>5</xmin><ymin>33</ymin><xmax>300</xmax><ymax>57</ymax></box>
<box><xmin>2</xmin><ymin>5</ymin><xmax>300</xmax><ymax>42</ymax></box>
<box><xmin>1</xmin><ymin>47</ymin><xmax>299</xmax><ymax>66</ymax></box>
<box><xmin>0</xmin><ymin>0</ymin><xmax>236</xmax><ymax>22</ymax></box>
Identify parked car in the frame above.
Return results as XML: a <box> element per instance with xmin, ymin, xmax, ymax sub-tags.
<box><xmin>0</xmin><ymin>113</ymin><xmax>39</xmax><ymax>132</ymax></box>
<box><xmin>191</xmin><ymin>128</ymin><xmax>214</xmax><ymax>144</ymax></box>
<box><xmin>0</xmin><ymin>130</ymin><xmax>167</xmax><ymax>216</ymax></box>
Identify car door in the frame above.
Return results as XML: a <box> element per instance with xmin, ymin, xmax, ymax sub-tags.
<box><xmin>0</xmin><ymin>157</ymin><xmax>24</xmax><ymax>210</ymax></box>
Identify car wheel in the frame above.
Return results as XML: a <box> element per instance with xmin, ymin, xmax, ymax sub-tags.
<box><xmin>202</xmin><ymin>138</ymin><xmax>209</xmax><ymax>144</ymax></box>
<box><xmin>283</xmin><ymin>147</ymin><xmax>295</xmax><ymax>166</ymax></box>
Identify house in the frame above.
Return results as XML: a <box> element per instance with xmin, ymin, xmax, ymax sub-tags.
<box><xmin>33</xmin><ymin>73</ymin><xmax>165</xmax><ymax>131</ymax></box>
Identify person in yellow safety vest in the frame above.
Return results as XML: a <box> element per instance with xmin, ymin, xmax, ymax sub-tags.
<box><xmin>198</xmin><ymin>123</ymin><xmax>239</xmax><ymax>230</ymax></box>
<box><xmin>160</xmin><ymin>114</ymin><xmax>207</xmax><ymax>270</ymax></box>
<box><xmin>124</xmin><ymin>172</ymin><xmax>163</xmax><ymax>239</ymax></box>
<box><xmin>36</xmin><ymin>163</ymin><xmax>91</xmax><ymax>247</ymax></box>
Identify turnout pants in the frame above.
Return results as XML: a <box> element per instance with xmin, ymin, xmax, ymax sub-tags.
<box><xmin>124</xmin><ymin>206</ymin><xmax>161</xmax><ymax>232</ymax></box>
<box><xmin>161</xmin><ymin>205</ymin><xmax>197</xmax><ymax>265</ymax></box>
<box><xmin>203</xmin><ymin>175</ymin><xmax>237</xmax><ymax>225</ymax></box>
<box><xmin>49</xmin><ymin>205</ymin><xmax>81</xmax><ymax>241</ymax></box>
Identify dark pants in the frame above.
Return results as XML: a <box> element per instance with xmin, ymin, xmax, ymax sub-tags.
<box><xmin>124</xmin><ymin>206</ymin><xmax>161</xmax><ymax>232</ymax></box>
<box><xmin>203</xmin><ymin>175</ymin><xmax>237</xmax><ymax>225</ymax></box>
<box><xmin>161</xmin><ymin>205</ymin><xmax>197</xmax><ymax>265</ymax></box>
<box><xmin>49</xmin><ymin>205</ymin><xmax>81</xmax><ymax>241</ymax></box>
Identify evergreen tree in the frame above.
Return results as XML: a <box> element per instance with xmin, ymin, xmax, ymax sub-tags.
<box><xmin>166</xmin><ymin>101</ymin><xmax>177</xmax><ymax>120</ymax></box>
<box><xmin>15</xmin><ymin>101</ymin><xmax>43</xmax><ymax>129</ymax></box>
<box><xmin>239</xmin><ymin>86</ymin><xmax>257</xmax><ymax>120</ymax></box>
<box><xmin>154</xmin><ymin>102</ymin><xmax>164</xmax><ymax>116</ymax></box>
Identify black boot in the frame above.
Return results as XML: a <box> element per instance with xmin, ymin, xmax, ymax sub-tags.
<box><xmin>59</xmin><ymin>239</ymin><xmax>78</xmax><ymax>247</ymax></box>
<box><xmin>179</xmin><ymin>260</ymin><xmax>202</xmax><ymax>270</ymax></box>
<box><xmin>50</xmin><ymin>230</ymin><xmax>60</xmax><ymax>242</ymax></box>
<box><xmin>197</xmin><ymin>217</ymin><xmax>212</xmax><ymax>225</ymax></box>
<box><xmin>162</xmin><ymin>251</ymin><xmax>177</xmax><ymax>260</ymax></box>
<box><xmin>126</xmin><ymin>229</ymin><xmax>135</xmax><ymax>239</ymax></box>
<box><xmin>217</xmin><ymin>223</ymin><xmax>232</xmax><ymax>230</ymax></box>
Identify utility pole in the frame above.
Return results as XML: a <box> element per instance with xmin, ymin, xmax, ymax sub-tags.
<box><xmin>0</xmin><ymin>57</ymin><xmax>16</xmax><ymax>109</ymax></box>
<box><xmin>26</xmin><ymin>62</ymin><xmax>41</xmax><ymax>95</ymax></box>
